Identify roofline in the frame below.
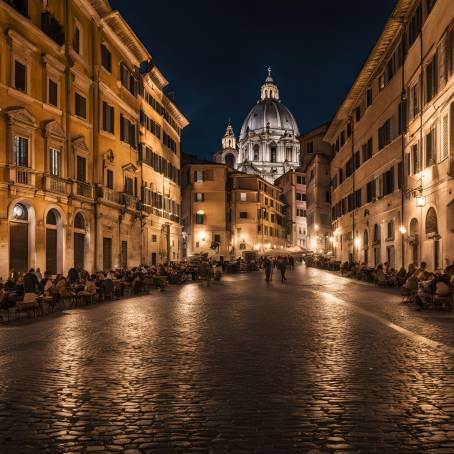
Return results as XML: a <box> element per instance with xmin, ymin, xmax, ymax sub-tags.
<box><xmin>299</xmin><ymin>121</ymin><xmax>330</xmax><ymax>138</ymax></box>
<box><xmin>324</xmin><ymin>0</ymin><xmax>415</xmax><ymax>143</ymax></box>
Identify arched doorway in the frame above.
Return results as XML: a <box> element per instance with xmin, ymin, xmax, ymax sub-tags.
<box><xmin>363</xmin><ymin>230</ymin><xmax>369</xmax><ymax>265</ymax></box>
<box><xmin>409</xmin><ymin>218</ymin><xmax>419</xmax><ymax>266</ymax></box>
<box><xmin>373</xmin><ymin>223</ymin><xmax>381</xmax><ymax>266</ymax></box>
<box><xmin>74</xmin><ymin>212</ymin><xmax>87</xmax><ymax>269</ymax></box>
<box><xmin>9</xmin><ymin>203</ymin><xmax>30</xmax><ymax>274</ymax></box>
<box><xmin>45</xmin><ymin>209</ymin><xmax>63</xmax><ymax>274</ymax></box>
<box><xmin>425</xmin><ymin>207</ymin><xmax>441</xmax><ymax>270</ymax></box>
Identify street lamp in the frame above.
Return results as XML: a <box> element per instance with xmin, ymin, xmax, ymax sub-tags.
<box><xmin>416</xmin><ymin>195</ymin><xmax>426</xmax><ymax>207</ymax></box>
<box><xmin>399</xmin><ymin>225</ymin><xmax>407</xmax><ymax>234</ymax></box>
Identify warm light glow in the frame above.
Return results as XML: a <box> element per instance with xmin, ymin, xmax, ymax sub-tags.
<box><xmin>416</xmin><ymin>196</ymin><xmax>426</xmax><ymax>207</ymax></box>
<box><xmin>314</xmin><ymin>224</ymin><xmax>320</xmax><ymax>232</ymax></box>
<box><xmin>13</xmin><ymin>204</ymin><xmax>24</xmax><ymax>218</ymax></box>
<box><xmin>354</xmin><ymin>238</ymin><xmax>361</xmax><ymax>248</ymax></box>
<box><xmin>196</xmin><ymin>209</ymin><xmax>205</xmax><ymax>215</ymax></box>
<box><xmin>199</xmin><ymin>230</ymin><xmax>206</xmax><ymax>241</ymax></box>
<box><xmin>329</xmin><ymin>236</ymin><xmax>335</xmax><ymax>243</ymax></box>
<box><xmin>399</xmin><ymin>226</ymin><xmax>407</xmax><ymax>234</ymax></box>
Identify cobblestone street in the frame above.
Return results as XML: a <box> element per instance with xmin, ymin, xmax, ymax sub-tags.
<box><xmin>1</xmin><ymin>265</ymin><xmax>454</xmax><ymax>453</ymax></box>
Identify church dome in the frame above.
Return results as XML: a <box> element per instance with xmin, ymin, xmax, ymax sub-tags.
<box><xmin>239</xmin><ymin>99</ymin><xmax>300</xmax><ymax>140</ymax></box>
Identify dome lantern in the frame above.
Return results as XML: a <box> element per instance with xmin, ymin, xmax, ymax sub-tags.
<box><xmin>260</xmin><ymin>67</ymin><xmax>279</xmax><ymax>101</ymax></box>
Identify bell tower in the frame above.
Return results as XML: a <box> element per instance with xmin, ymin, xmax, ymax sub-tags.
<box><xmin>222</xmin><ymin>120</ymin><xmax>237</xmax><ymax>150</ymax></box>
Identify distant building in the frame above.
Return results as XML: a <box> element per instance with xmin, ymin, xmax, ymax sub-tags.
<box><xmin>301</xmin><ymin>124</ymin><xmax>332</xmax><ymax>253</ymax></box>
<box><xmin>213</xmin><ymin>69</ymin><xmax>301</xmax><ymax>183</ymax></box>
<box><xmin>182</xmin><ymin>158</ymin><xmax>286</xmax><ymax>258</ymax></box>
<box><xmin>326</xmin><ymin>0</ymin><xmax>454</xmax><ymax>270</ymax></box>
<box><xmin>275</xmin><ymin>169</ymin><xmax>307</xmax><ymax>249</ymax></box>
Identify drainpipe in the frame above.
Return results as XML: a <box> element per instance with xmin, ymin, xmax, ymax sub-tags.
<box><xmin>64</xmin><ymin>0</ymin><xmax>71</xmax><ymax>180</ymax></box>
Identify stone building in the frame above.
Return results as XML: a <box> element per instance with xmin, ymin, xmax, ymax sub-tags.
<box><xmin>275</xmin><ymin>169</ymin><xmax>307</xmax><ymax>249</ymax></box>
<box><xmin>326</xmin><ymin>0</ymin><xmax>454</xmax><ymax>270</ymax></box>
<box><xmin>182</xmin><ymin>158</ymin><xmax>286</xmax><ymax>258</ymax></box>
<box><xmin>0</xmin><ymin>0</ymin><xmax>188</xmax><ymax>278</ymax></box>
<box><xmin>213</xmin><ymin>69</ymin><xmax>301</xmax><ymax>184</ymax></box>
<box><xmin>300</xmin><ymin>124</ymin><xmax>332</xmax><ymax>253</ymax></box>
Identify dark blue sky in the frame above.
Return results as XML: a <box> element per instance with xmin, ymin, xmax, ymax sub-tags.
<box><xmin>110</xmin><ymin>0</ymin><xmax>396</xmax><ymax>158</ymax></box>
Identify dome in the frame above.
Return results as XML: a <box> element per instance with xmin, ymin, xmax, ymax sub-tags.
<box><xmin>239</xmin><ymin>99</ymin><xmax>300</xmax><ymax>140</ymax></box>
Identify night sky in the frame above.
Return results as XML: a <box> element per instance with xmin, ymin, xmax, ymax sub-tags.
<box><xmin>110</xmin><ymin>0</ymin><xmax>396</xmax><ymax>159</ymax></box>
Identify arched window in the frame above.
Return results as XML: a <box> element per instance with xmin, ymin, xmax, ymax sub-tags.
<box><xmin>253</xmin><ymin>144</ymin><xmax>259</xmax><ymax>161</ymax></box>
<box><xmin>74</xmin><ymin>212</ymin><xmax>86</xmax><ymax>230</ymax></box>
<box><xmin>425</xmin><ymin>207</ymin><xmax>438</xmax><ymax>235</ymax></box>
<box><xmin>410</xmin><ymin>218</ymin><xmax>419</xmax><ymax>236</ymax></box>
<box><xmin>46</xmin><ymin>210</ymin><xmax>57</xmax><ymax>225</ymax></box>
<box><xmin>270</xmin><ymin>146</ymin><xmax>277</xmax><ymax>163</ymax></box>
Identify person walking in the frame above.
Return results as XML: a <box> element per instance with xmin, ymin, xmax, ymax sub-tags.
<box><xmin>278</xmin><ymin>257</ymin><xmax>287</xmax><ymax>283</ymax></box>
<box><xmin>264</xmin><ymin>257</ymin><xmax>273</xmax><ymax>282</ymax></box>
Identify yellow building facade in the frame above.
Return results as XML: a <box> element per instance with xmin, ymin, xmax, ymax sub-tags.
<box><xmin>0</xmin><ymin>0</ymin><xmax>188</xmax><ymax>278</ymax></box>
<box><xmin>327</xmin><ymin>0</ymin><xmax>454</xmax><ymax>270</ymax></box>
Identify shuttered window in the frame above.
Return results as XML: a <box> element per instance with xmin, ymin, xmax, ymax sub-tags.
<box><xmin>103</xmin><ymin>237</ymin><xmax>112</xmax><ymax>271</ymax></box>
<box><xmin>102</xmin><ymin>102</ymin><xmax>115</xmax><ymax>134</ymax></box>
<box><xmin>76</xmin><ymin>155</ymin><xmax>86</xmax><ymax>182</ymax></box>
<box><xmin>48</xmin><ymin>79</ymin><xmax>58</xmax><ymax>107</ymax></box>
<box><xmin>14</xmin><ymin>60</ymin><xmax>27</xmax><ymax>92</ymax></box>
<box><xmin>14</xmin><ymin>136</ymin><xmax>28</xmax><ymax>167</ymax></box>
<box><xmin>49</xmin><ymin>147</ymin><xmax>61</xmax><ymax>176</ymax></box>
<box><xmin>75</xmin><ymin>92</ymin><xmax>87</xmax><ymax>118</ymax></box>
<box><xmin>101</xmin><ymin>44</ymin><xmax>112</xmax><ymax>72</ymax></box>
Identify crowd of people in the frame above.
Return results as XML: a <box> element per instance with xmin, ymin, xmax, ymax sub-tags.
<box><xmin>306</xmin><ymin>256</ymin><xmax>454</xmax><ymax>311</ymax></box>
<box><xmin>0</xmin><ymin>260</ymin><xmax>227</xmax><ymax>320</ymax></box>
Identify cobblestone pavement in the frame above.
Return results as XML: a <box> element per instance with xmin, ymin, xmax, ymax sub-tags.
<box><xmin>1</xmin><ymin>266</ymin><xmax>454</xmax><ymax>453</ymax></box>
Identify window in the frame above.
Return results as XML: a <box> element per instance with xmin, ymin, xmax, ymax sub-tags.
<box><xmin>367</xmin><ymin>180</ymin><xmax>376</xmax><ymax>203</ymax></box>
<box><xmin>102</xmin><ymin>102</ymin><xmax>115</xmax><ymax>134</ymax></box>
<box><xmin>124</xmin><ymin>176</ymin><xmax>134</xmax><ymax>195</ymax></box>
<box><xmin>152</xmin><ymin>234</ymin><xmax>157</xmax><ymax>242</ymax></box>
<box><xmin>120</xmin><ymin>63</ymin><xmax>137</xmax><ymax>96</ymax></box>
<box><xmin>195</xmin><ymin>213</ymin><xmax>205</xmax><ymax>224</ymax></box>
<box><xmin>195</xmin><ymin>192</ymin><xmax>204</xmax><ymax>202</ymax></box>
<box><xmin>425</xmin><ymin>128</ymin><xmax>436</xmax><ymax>167</ymax></box>
<box><xmin>366</xmin><ymin>86</ymin><xmax>373</xmax><ymax>107</ymax></box>
<box><xmin>441</xmin><ymin>114</ymin><xmax>449</xmax><ymax>161</ymax></box>
<box><xmin>425</xmin><ymin>53</ymin><xmax>438</xmax><ymax>103</ymax></box>
<box><xmin>270</xmin><ymin>146</ymin><xmax>277</xmax><ymax>163</ymax></box>
<box><xmin>398</xmin><ymin>100</ymin><xmax>408</xmax><ymax>135</ymax></box>
<box><xmin>408</xmin><ymin>4</ymin><xmax>422</xmax><ymax>47</ymax></box>
<box><xmin>73</xmin><ymin>24</ymin><xmax>81</xmax><ymax>54</ymax></box>
<box><xmin>14</xmin><ymin>60</ymin><xmax>27</xmax><ymax>92</ymax></box>
<box><xmin>378</xmin><ymin>119</ymin><xmax>391</xmax><ymax>150</ymax></box>
<box><xmin>286</xmin><ymin>147</ymin><xmax>293</xmax><ymax>161</ymax></box>
<box><xmin>306</xmin><ymin>142</ymin><xmax>314</xmax><ymax>154</ymax></box>
<box><xmin>378</xmin><ymin>73</ymin><xmax>385</xmax><ymax>91</ymax></box>
<box><xmin>14</xmin><ymin>136</ymin><xmax>28</xmax><ymax>167</ymax></box>
<box><xmin>297</xmin><ymin>175</ymin><xmax>305</xmax><ymax>185</ymax></box>
<box><xmin>296</xmin><ymin>192</ymin><xmax>306</xmax><ymax>201</ymax></box>
<box><xmin>101</xmin><ymin>44</ymin><xmax>112</xmax><ymax>72</ymax></box>
<box><xmin>163</xmin><ymin>132</ymin><xmax>177</xmax><ymax>153</ymax></box>
<box><xmin>239</xmin><ymin>211</ymin><xmax>248</xmax><ymax>219</ymax></box>
<box><xmin>253</xmin><ymin>145</ymin><xmax>259</xmax><ymax>161</ymax></box>
<box><xmin>106</xmin><ymin>169</ymin><xmax>113</xmax><ymax>189</ymax></box>
<box><xmin>412</xmin><ymin>143</ymin><xmax>420</xmax><ymax>174</ymax></box>
<box><xmin>387</xmin><ymin>221</ymin><xmax>395</xmax><ymax>240</ymax></box>
<box><xmin>48</xmin><ymin>79</ymin><xmax>58</xmax><ymax>107</ymax></box>
<box><xmin>355</xmin><ymin>150</ymin><xmax>361</xmax><ymax>169</ymax></box>
<box><xmin>120</xmin><ymin>115</ymin><xmax>137</xmax><ymax>148</ymax></box>
<box><xmin>411</xmin><ymin>82</ymin><xmax>420</xmax><ymax>118</ymax></box>
<box><xmin>353</xmin><ymin>107</ymin><xmax>361</xmax><ymax>124</ymax></box>
<box><xmin>361</xmin><ymin>138</ymin><xmax>373</xmax><ymax>163</ymax></box>
<box><xmin>6</xmin><ymin>0</ymin><xmax>28</xmax><ymax>16</ymax></box>
<box><xmin>383</xmin><ymin>167</ymin><xmax>395</xmax><ymax>196</ymax></box>
<box><xmin>240</xmin><ymin>192</ymin><xmax>247</xmax><ymax>202</ymax></box>
<box><xmin>49</xmin><ymin>147</ymin><xmax>61</xmax><ymax>176</ymax></box>
<box><xmin>195</xmin><ymin>170</ymin><xmax>204</xmax><ymax>182</ymax></box>
<box><xmin>75</xmin><ymin>92</ymin><xmax>87</xmax><ymax>119</ymax></box>
<box><xmin>76</xmin><ymin>155</ymin><xmax>86</xmax><ymax>182</ymax></box>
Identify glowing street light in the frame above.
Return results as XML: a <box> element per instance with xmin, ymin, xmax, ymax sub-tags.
<box><xmin>399</xmin><ymin>225</ymin><xmax>407</xmax><ymax>234</ymax></box>
<box><xmin>416</xmin><ymin>195</ymin><xmax>426</xmax><ymax>207</ymax></box>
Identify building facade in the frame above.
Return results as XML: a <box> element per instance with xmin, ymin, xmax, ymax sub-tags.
<box><xmin>182</xmin><ymin>160</ymin><xmax>286</xmax><ymax>258</ymax></box>
<box><xmin>0</xmin><ymin>0</ymin><xmax>188</xmax><ymax>278</ymax></box>
<box><xmin>301</xmin><ymin>124</ymin><xmax>332</xmax><ymax>253</ymax></box>
<box><xmin>326</xmin><ymin>0</ymin><xmax>454</xmax><ymax>270</ymax></box>
<box><xmin>275</xmin><ymin>169</ymin><xmax>307</xmax><ymax>249</ymax></box>
<box><xmin>213</xmin><ymin>69</ymin><xmax>301</xmax><ymax>183</ymax></box>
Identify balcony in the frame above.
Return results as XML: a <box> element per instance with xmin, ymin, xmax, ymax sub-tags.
<box><xmin>122</xmin><ymin>193</ymin><xmax>139</xmax><ymax>210</ymax></box>
<box><xmin>72</xmin><ymin>181</ymin><xmax>93</xmax><ymax>199</ymax></box>
<box><xmin>43</xmin><ymin>174</ymin><xmax>70</xmax><ymax>194</ymax></box>
<box><xmin>10</xmin><ymin>167</ymin><xmax>35</xmax><ymax>187</ymax></box>
<box><xmin>98</xmin><ymin>187</ymin><xmax>122</xmax><ymax>205</ymax></box>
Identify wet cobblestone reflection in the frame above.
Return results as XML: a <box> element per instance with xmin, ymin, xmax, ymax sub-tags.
<box><xmin>1</xmin><ymin>267</ymin><xmax>454</xmax><ymax>452</ymax></box>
